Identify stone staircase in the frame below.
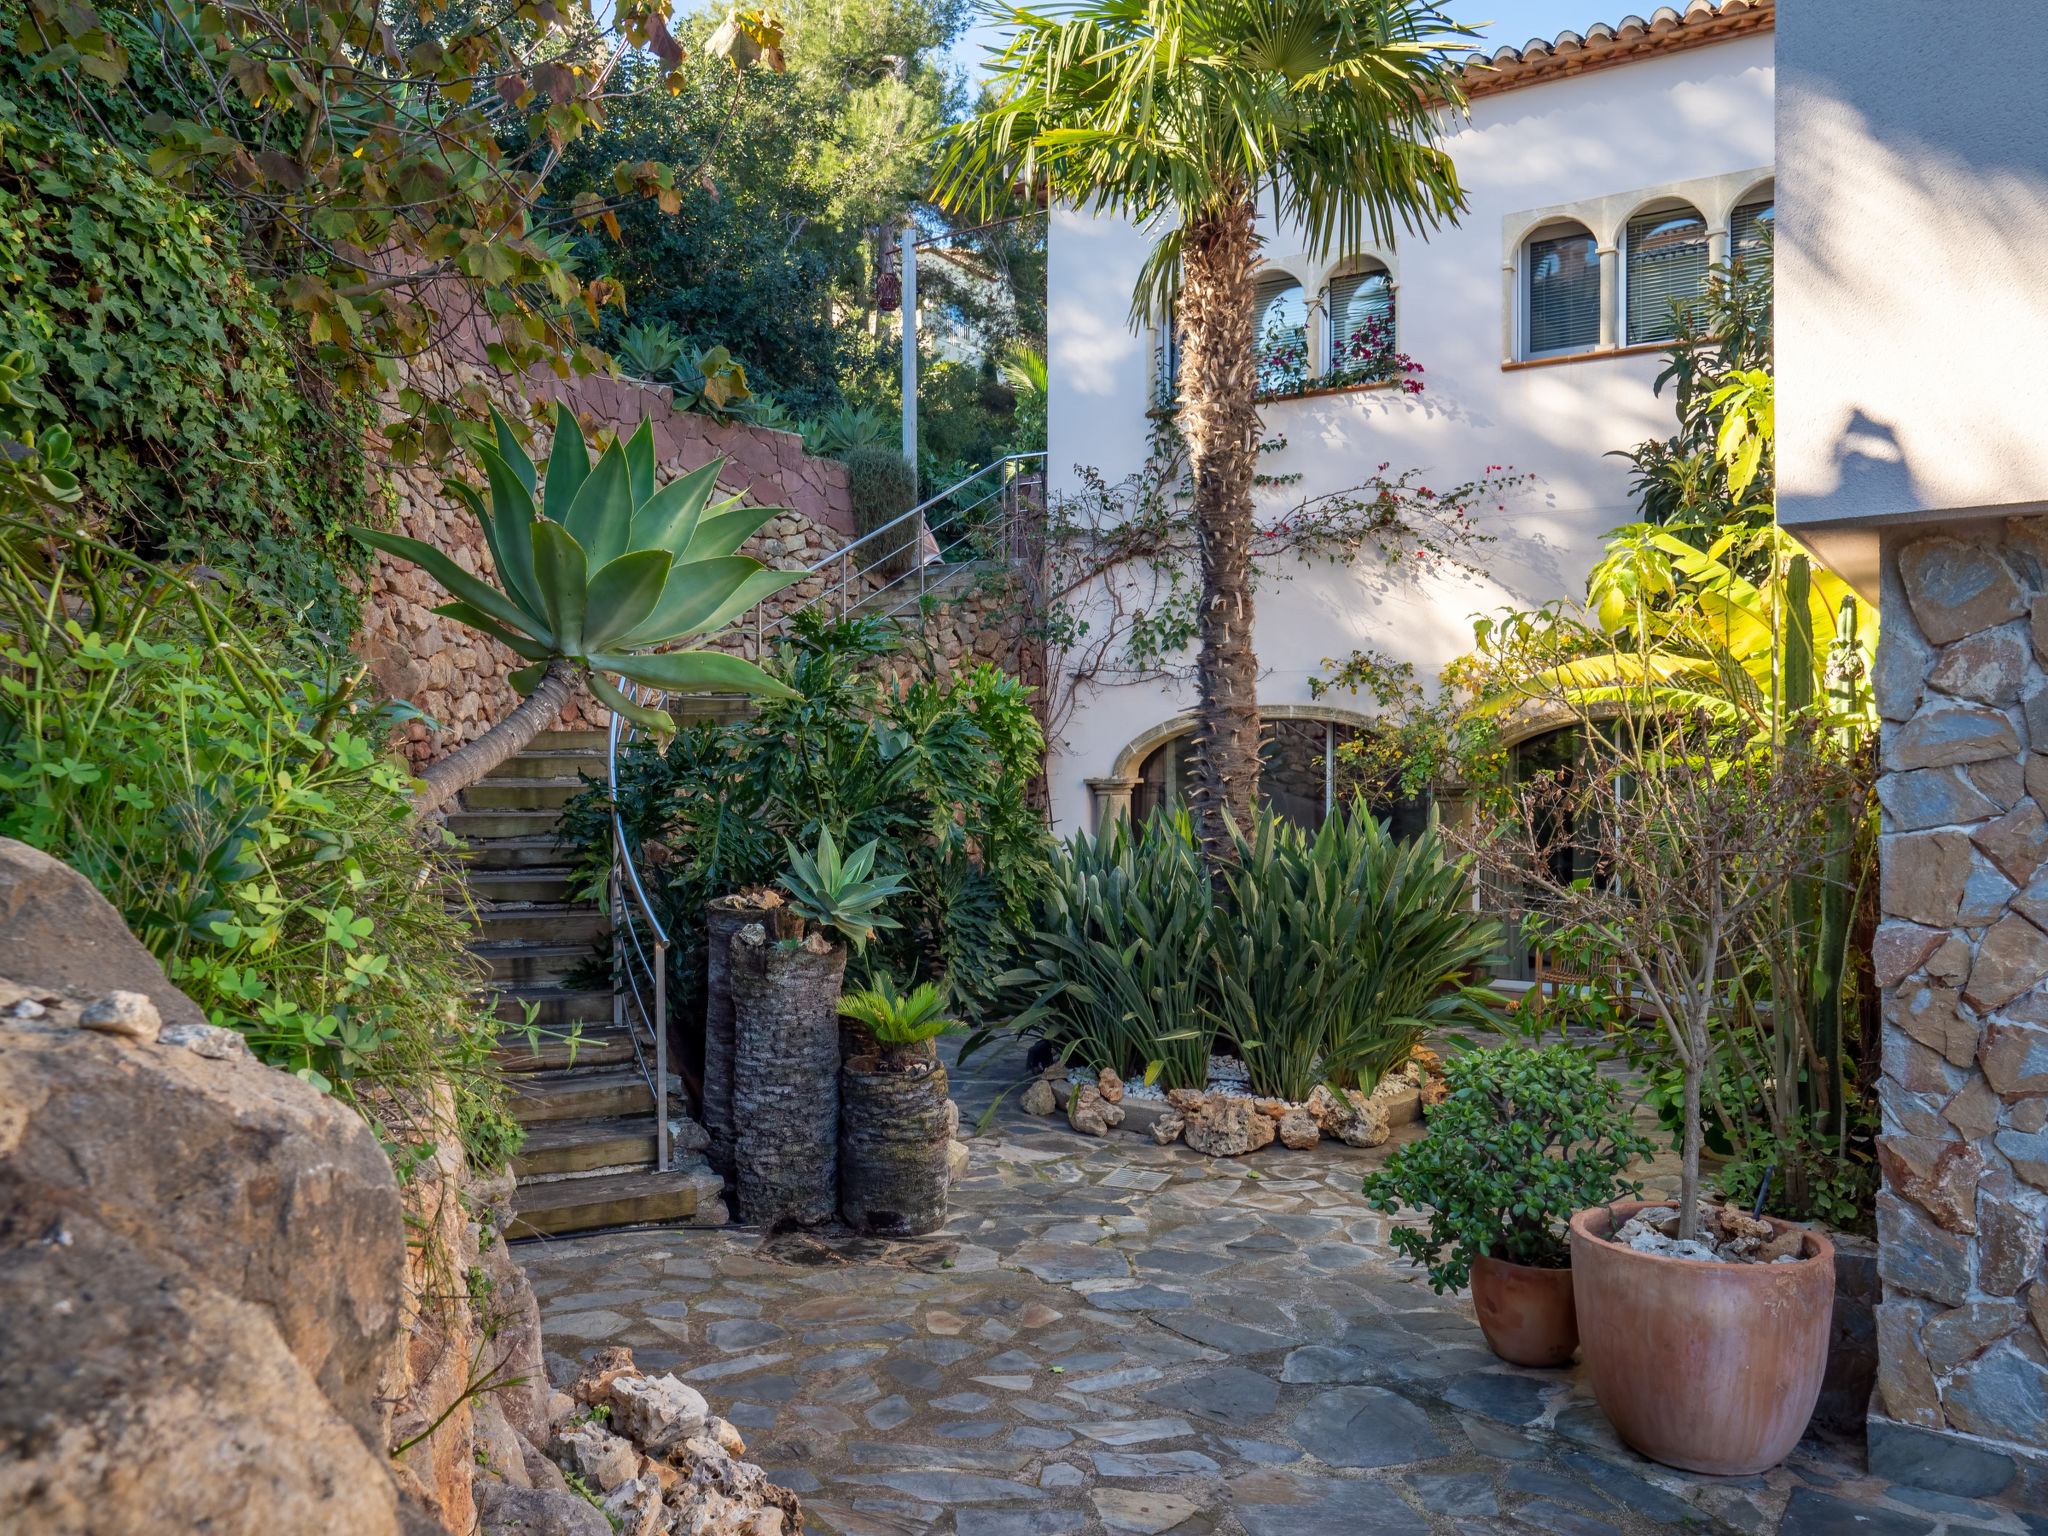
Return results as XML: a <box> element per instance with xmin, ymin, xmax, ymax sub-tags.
<box><xmin>450</xmin><ymin>729</ymin><xmax>724</xmax><ymax>1238</ymax></box>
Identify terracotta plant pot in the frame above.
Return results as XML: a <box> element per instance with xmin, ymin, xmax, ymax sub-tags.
<box><xmin>1471</xmin><ymin>1255</ymin><xmax>1578</xmax><ymax>1367</ymax></box>
<box><xmin>1569</xmin><ymin>1200</ymin><xmax>1835</xmax><ymax>1475</ymax></box>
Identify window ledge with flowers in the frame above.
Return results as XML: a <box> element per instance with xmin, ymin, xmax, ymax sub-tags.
<box><xmin>1254</xmin><ymin>315</ymin><xmax>1424</xmax><ymax>404</ymax></box>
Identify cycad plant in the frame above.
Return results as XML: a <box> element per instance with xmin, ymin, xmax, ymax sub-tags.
<box><xmin>933</xmin><ymin>0</ymin><xmax>1471</xmax><ymax>855</ymax></box>
<box><xmin>353</xmin><ymin>402</ymin><xmax>802</xmax><ymax>813</ymax></box>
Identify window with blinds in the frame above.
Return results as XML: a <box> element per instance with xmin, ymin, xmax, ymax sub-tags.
<box><xmin>1153</xmin><ymin>324</ymin><xmax>1181</xmax><ymax>407</ymax></box>
<box><xmin>1732</xmin><ymin>198</ymin><xmax>1774</xmax><ymax>265</ymax></box>
<box><xmin>1527</xmin><ymin>230</ymin><xmax>1600</xmax><ymax>357</ymax></box>
<box><xmin>1327</xmin><ymin>268</ymin><xmax>1394</xmax><ymax>376</ymax></box>
<box><xmin>1625</xmin><ymin>207</ymin><xmax>1709</xmax><ymax>345</ymax></box>
<box><xmin>1253</xmin><ymin>277</ymin><xmax>1309</xmax><ymax>394</ymax></box>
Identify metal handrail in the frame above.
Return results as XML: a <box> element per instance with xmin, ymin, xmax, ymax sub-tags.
<box><xmin>608</xmin><ymin>704</ymin><xmax>671</xmax><ymax>1172</ymax></box>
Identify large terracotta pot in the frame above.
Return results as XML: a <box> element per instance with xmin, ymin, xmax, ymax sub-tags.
<box><xmin>1471</xmin><ymin>1255</ymin><xmax>1578</xmax><ymax>1367</ymax></box>
<box><xmin>1569</xmin><ymin>1200</ymin><xmax>1835</xmax><ymax>1475</ymax></box>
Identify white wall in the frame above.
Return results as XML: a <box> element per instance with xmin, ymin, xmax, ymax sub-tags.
<box><xmin>1776</xmin><ymin>1</ymin><xmax>2048</xmax><ymax>595</ymax></box>
<box><xmin>1042</xmin><ymin>34</ymin><xmax>1774</xmax><ymax>833</ymax></box>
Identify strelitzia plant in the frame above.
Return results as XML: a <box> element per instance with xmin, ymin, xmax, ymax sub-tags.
<box><xmin>352</xmin><ymin>402</ymin><xmax>803</xmax><ymax>813</ymax></box>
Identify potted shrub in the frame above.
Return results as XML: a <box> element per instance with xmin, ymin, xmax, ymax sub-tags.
<box><xmin>836</xmin><ymin>974</ymin><xmax>961</xmax><ymax>1235</ymax></box>
<box><xmin>1459</xmin><ymin>707</ymin><xmax>1857</xmax><ymax>1472</ymax></box>
<box><xmin>1361</xmin><ymin>1045</ymin><xmax>1652</xmax><ymax>1367</ymax></box>
<box><xmin>728</xmin><ymin>830</ymin><xmax>904</xmax><ymax>1227</ymax></box>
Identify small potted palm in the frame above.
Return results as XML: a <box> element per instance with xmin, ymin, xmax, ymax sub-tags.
<box><xmin>1361</xmin><ymin>1045</ymin><xmax>1652</xmax><ymax>1367</ymax></box>
<box><xmin>836</xmin><ymin>973</ymin><xmax>962</xmax><ymax>1235</ymax></box>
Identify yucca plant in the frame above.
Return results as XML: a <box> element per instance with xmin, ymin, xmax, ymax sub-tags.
<box><xmin>778</xmin><ymin>827</ymin><xmax>908</xmax><ymax>951</ymax></box>
<box><xmin>352</xmin><ymin>402</ymin><xmax>803</xmax><ymax>813</ymax></box>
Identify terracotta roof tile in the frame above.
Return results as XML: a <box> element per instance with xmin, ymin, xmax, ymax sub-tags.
<box><xmin>1461</xmin><ymin>0</ymin><xmax>1772</xmax><ymax>98</ymax></box>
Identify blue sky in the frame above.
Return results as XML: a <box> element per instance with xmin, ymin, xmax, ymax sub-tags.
<box><xmin>948</xmin><ymin>2</ymin><xmax>1615</xmax><ymax>82</ymax></box>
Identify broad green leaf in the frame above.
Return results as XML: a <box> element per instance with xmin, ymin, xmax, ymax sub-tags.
<box><xmin>629</xmin><ymin>459</ymin><xmax>724</xmax><ymax>553</ymax></box>
<box><xmin>472</xmin><ymin>446</ymin><xmax>544</xmax><ymax>619</ymax></box>
<box><xmin>563</xmin><ymin>438</ymin><xmax>635</xmax><ymax>569</ymax></box>
<box><xmin>530</xmin><ymin>520</ymin><xmax>588</xmax><ymax>655</ymax></box>
<box><xmin>582</xmin><ymin>550</ymin><xmax>674</xmax><ymax>651</ymax></box>
<box><xmin>587</xmin><ymin>668</ymin><xmax>676</xmax><ymax>732</ymax></box>
<box><xmin>351</xmin><ymin>527</ymin><xmax>533</xmax><ymax>638</ymax></box>
<box><xmin>681</xmin><ymin>497</ymin><xmax>784</xmax><ymax>561</ymax></box>
<box><xmin>429</xmin><ymin>602</ymin><xmax>551</xmax><ymax>660</ymax></box>
<box><xmin>490</xmin><ymin>405</ymin><xmax>534</xmax><ymax>496</ymax></box>
<box><xmin>623</xmin><ymin>418</ymin><xmax>658</xmax><ymax>508</ymax></box>
<box><xmin>542</xmin><ymin>402</ymin><xmax>590</xmax><ymax>525</ymax></box>
<box><xmin>593</xmin><ymin>647</ymin><xmax>801</xmax><ymax>699</ymax></box>
<box><xmin>621</xmin><ymin>560</ymin><xmax>801</xmax><ymax>646</ymax></box>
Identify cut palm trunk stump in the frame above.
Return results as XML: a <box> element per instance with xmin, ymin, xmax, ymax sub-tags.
<box><xmin>729</xmin><ymin>917</ymin><xmax>845</xmax><ymax>1227</ymax></box>
<box><xmin>702</xmin><ymin>890</ymin><xmax>781</xmax><ymax>1180</ymax></box>
<box><xmin>839</xmin><ymin>1035</ymin><xmax>951</xmax><ymax>1236</ymax></box>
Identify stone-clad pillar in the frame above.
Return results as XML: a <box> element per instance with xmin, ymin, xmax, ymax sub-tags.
<box><xmin>1870</xmin><ymin>520</ymin><xmax>2048</xmax><ymax>1502</ymax></box>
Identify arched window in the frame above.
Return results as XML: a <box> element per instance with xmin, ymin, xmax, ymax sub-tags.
<box><xmin>1625</xmin><ymin>203</ymin><xmax>1710</xmax><ymax>345</ymax></box>
<box><xmin>1131</xmin><ymin>718</ymin><xmax>1428</xmax><ymax>837</ymax></box>
<box><xmin>1526</xmin><ymin>225</ymin><xmax>1600</xmax><ymax>357</ymax></box>
<box><xmin>1326</xmin><ymin>264</ymin><xmax>1394</xmax><ymax>381</ymax></box>
<box><xmin>1732</xmin><ymin>194</ymin><xmax>1774</xmax><ymax>265</ymax></box>
<box><xmin>1252</xmin><ymin>275</ymin><xmax>1308</xmax><ymax>394</ymax></box>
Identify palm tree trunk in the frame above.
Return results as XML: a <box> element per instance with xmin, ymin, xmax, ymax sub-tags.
<box><xmin>409</xmin><ymin>657</ymin><xmax>581</xmax><ymax>818</ymax></box>
<box><xmin>1178</xmin><ymin>199</ymin><xmax>1263</xmax><ymax>860</ymax></box>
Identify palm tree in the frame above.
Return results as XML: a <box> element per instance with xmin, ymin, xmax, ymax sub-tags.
<box><xmin>931</xmin><ymin>0</ymin><xmax>1470</xmax><ymax>854</ymax></box>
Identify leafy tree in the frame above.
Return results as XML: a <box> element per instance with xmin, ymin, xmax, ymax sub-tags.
<box><xmin>932</xmin><ymin>0</ymin><xmax>1470</xmax><ymax>858</ymax></box>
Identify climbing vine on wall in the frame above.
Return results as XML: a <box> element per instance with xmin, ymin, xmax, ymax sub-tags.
<box><xmin>0</xmin><ymin>96</ymin><xmax>374</xmax><ymax>637</ymax></box>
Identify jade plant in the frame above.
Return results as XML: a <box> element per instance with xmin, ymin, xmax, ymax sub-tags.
<box><xmin>1360</xmin><ymin>1045</ymin><xmax>1654</xmax><ymax>1292</ymax></box>
<box><xmin>353</xmin><ymin>402</ymin><xmax>801</xmax><ymax>813</ymax></box>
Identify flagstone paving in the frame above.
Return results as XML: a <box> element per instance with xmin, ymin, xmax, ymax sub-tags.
<box><xmin>515</xmin><ymin>1040</ymin><xmax>2039</xmax><ymax>1536</ymax></box>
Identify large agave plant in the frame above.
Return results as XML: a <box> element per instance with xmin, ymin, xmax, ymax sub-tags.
<box><xmin>352</xmin><ymin>402</ymin><xmax>803</xmax><ymax>805</ymax></box>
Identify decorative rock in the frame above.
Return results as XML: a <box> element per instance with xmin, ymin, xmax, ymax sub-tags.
<box><xmin>1887</xmin><ymin>985</ymin><xmax>1981</xmax><ymax>1069</ymax></box>
<box><xmin>1149</xmin><ymin>1112</ymin><xmax>1185</xmax><ymax>1146</ymax></box>
<box><xmin>1994</xmin><ymin>1128</ymin><xmax>2048</xmax><ymax>1189</ymax></box>
<box><xmin>1921</xmin><ymin>1302</ymin><xmax>2021</xmax><ymax>1368</ymax></box>
<box><xmin>1898</xmin><ymin>535</ymin><xmax>2024</xmax><ymax>647</ymax></box>
<box><xmin>948</xmin><ymin>1139</ymin><xmax>972</xmax><ymax>1179</ymax></box>
<box><xmin>1883</xmin><ymin>700</ymin><xmax>2023</xmax><ymax>772</ymax></box>
<box><xmin>1937</xmin><ymin>1338</ymin><xmax>2048</xmax><ymax>1445</ymax></box>
<box><xmin>1164</xmin><ymin>1087</ymin><xmax>1206</xmax><ymax>1113</ymax></box>
<box><xmin>944</xmin><ymin>1098</ymin><xmax>960</xmax><ymax>1139</ymax></box>
<box><xmin>2018</xmin><ymin>1099</ymin><xmax>2048</xmax><ymax>1133</ymax></box>
<box><xmin>479</xmin><ymin>1482</ymin><xmax>613</xmax><ymax>1536</ymax></box>
<box><xmin>1974</xmin><ymin>803</ymin><xmax>2048</xmax><ymax>885</ymax></box>
<box><xmin>1979</xmin><ymin>1017</ymin><xmax>2048</xmax><ymax>1097</ymax></box>
<box><xmin>157</xmin><ymin>1020</ymin><xmax>251</xmax><ymax>1058</ymax></box>
<box><xmin>1068</xmin><ymin>1081</ymin><xmax>1123</xmax><ymax>1137</ymax></box>
<box><xmin>1959</xmin><ymin>853</ymin><xmax>2022</xmax><ymax>925</ymax></box>
<box><xmin>1253</xmin><ymin>1098</ymin><xmax>1289</xmax><ymax>1119</ymax></box>
<box><xmin>1874</xmin><ymin>619</ymin><xmax>1936</xmax><ymax>722</ymax></box>
<box><xmin>1881</xmin><ymin>832</ymin><xmax>1978</xmax><ymax>926</ymax></box>
<box><xmin>1876</xmin><ymin>923</ymin><xmax>1950</xmax><ymax>988</ymax></box>
<box><xmin>1180</xmin><ymin>1095</ymin><xmax>1277</xmax><ymax>1157</ymax></box>
<box><xmin>1925</xmin><ymin>935</ymin><xmax>1974</xmax><ymax>985</ymax></box>
<box><xmin>1278</xmin><ymin>1110</ymin><xmax>1321</xmax><ymax>1150</ymax></box>
<box><xmin>77</xmin><ymin>988</ymin><xmax>161</xmax><ymax>1042</ymax></box>
<box><xmin>1965</xmin><ymin>913</ymin><xmax>2048</xmax><ymax>1009</ymax></box>
<box><xmin>598</xmin><ymin>1474</ymin><xmax>665</xmax><ymax>1536</ymax></box>
<box><xmin>1941</xmin><ymin>1077</ymin><xmax>2001</xmax><ymax>1141</ymax></box>
<box><xmin>1097</xmin><ymin>1068</ymin><xmax>1125</xmax><ymax>1104</ymax></box>
<box><xmin>1968</xmin><ymin>755</ymin><xmax>2026</xmax><ymax>809</ymax></box>
<box><xmin>1874</xmin><ymin>1301</ymin><xmax>1943</xmax><ymax>1426</ymax></box>
<box><xmin>1879</xmin><ymin>768</ymin><xmax>1999</xmax><ymax>832</ymax></box>
<box><xmin>1021</xmin><ymin>1079</ymin><xmax>1058</xmax><ymax>1117</ymax></box>
<box><xmin>1878</xmin><ymin>1192</ymin><xmax>1972</xmax><ymax>1306</ymax></box>
<box><xmin>609</xmin><ymin>1373</ymin><xmax>709</xmax><ymax>1450</ymax></box>
<box><xmin>1976</xmin><ymin>1194</ymin><xmax>2044</xmax><ymax>1295</ymax></box>
<box><xmin>1878</xmin><ymin>1137</ymin><xmax>1983</xmax><ymax>1233</ymax></box>
<box><xmin>1927</xmin><ymin>622</ymin><xmax>2030</xmax><ymax>704</ymax></box>
<box><xmin>1304</xmin><ymin>1084</ymin><xmax>1391</xmax><ymax>1148</ymax></box>
<box><xmin>555</xmin><ymin>1420</ymin><xmax>640</xmax><ymax>1492</ymax></box>
<box><xmin>571</xmin><ymin>1346</ymin><xmax>642</xmax><ymax>1406</ymax></box>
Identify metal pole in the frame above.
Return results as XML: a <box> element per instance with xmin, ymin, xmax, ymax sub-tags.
<box><xmin>610</xmin><ymin>835</ymin><xmax>624</xmax><ymax>1038</ymax></box>
<box><xmin>901</xmin><ymin>214</ymin><xmax>918</xmax><ymax>496</ymax></box>
<box><xmin>655</xmin><ymin>937</ymin><xmax>670</xmax><ymax>1172</ymax></box>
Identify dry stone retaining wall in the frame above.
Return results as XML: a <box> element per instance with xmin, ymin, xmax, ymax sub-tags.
<box><xmin>360</xmin><ymin>364</ymin><xmax>1034</xmax><ymax>772</ymax></box>
<box><xmin>1871</xmin><ymin>519</ymin><xmax>2048</xmax><ymax>1502</ymax></box>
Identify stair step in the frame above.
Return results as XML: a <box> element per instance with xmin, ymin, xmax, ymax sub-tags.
<box><xmin>530</xmin><ymin>730</ymin><xmax>612</xmax><ymax>751</ymax></box>
<box><xmin>494</xmin><ymin>1022</ymin><xmax>639</xmax><ymax>1073</ymax></box>
<box><xmin>471</xmin><ymin>905</ymin><xmax>608</xmax><ymax>946</ymax></box>
<box><xmin>462</xmin><ymin>835</ymin><xmax>573</xmax><ymax>871</ymax></box>
<box><xmin>474</xmin><ymin>940</ymin><xmax>595</xmax><ymax>986</ymax></box>
<box><xmin>462</xmin><ymin>777</ymin><xmax>590</xmax><ymax>811</ymax></box>
<box><xmin>510</xmin><ymin>1066</ymin><xmax>679</xmax><ymax>1124</ymax></box>
<box><xmin>448</xmin><ymin>808</ymin><xmax>567</xmax><ymax>841</ymax></box>
<box><xmin>513</xmin><ymin>1115</ymin><xmax>658</xmax><ymax>1175</ymax></box>
<box><xmin>508</xmin><ymin>1167</ymin><xmax>710</xmax><ymax>1237</ymax></box>
<box><xmin>485</xmin><ymin>751</ymin><xmax>606</xmax><ymax>782</ymax></box>
<box><xmin>487</xmin><ymin>985</ymin><xmax>615</xmax><ymax>1029</ymax></box>
<box><xmin>469</xmin><ymin>868</ymin><xmax>581</xmax><ymax>904</ymax></box>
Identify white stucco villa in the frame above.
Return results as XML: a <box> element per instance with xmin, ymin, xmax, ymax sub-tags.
<box><xmin>1040</xmin><ymin>0</ymin><xmax>1776</xmax><ymax>839</ymax></box>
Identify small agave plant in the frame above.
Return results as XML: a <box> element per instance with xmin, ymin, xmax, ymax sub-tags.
<box><xmin>353</xmin><ymin>402</ymin><xmax>803</xmax><ymax>810</ymax></box>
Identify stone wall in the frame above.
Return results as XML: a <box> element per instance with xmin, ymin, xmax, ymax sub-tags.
<box><xmin>1869</xmin><ymin>520</ymin><xmax>2048</xmax><ymax>1502</ymax></box>
<box><xmin>360</xmin><ymin>363</ymin><xmax>1036</xmax><ymax>772</ymax></box>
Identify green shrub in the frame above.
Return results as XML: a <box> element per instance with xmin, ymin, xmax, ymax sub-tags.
<box><xmin>1211</xmin><ymin>809</ymin><xmax>1503</xmax><ymax>1102</ymax></box>
<box><xmin>0</xmin><ymin>520</ymin><xmax>517</xmax><ymax>1170</ymax></box>
<box><xmin>1360</xmin><ymin>1044</ymin><xmax>1654</xmax><ymax>1291</ymax></box>
<box><xmin>843</xmin><ymin>444</ymin><xmax>920</xmax><ymax>580</ymax></box>
<box><xmin>1000</xmin><ymin>812</ymin><xmax>1213</xmax><ymax>1089</ymax></box>
<box><xmin>838</xmin><ymin>974</ymin><xmax>961</xmax><ymax>1046</ymax></box>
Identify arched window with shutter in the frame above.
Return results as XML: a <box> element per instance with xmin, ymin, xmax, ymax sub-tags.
<box><xmin>1526</xmin><ymin>225</ymin><xmax>1600</xmax><ymax>357</ymax></box>
<box><xmin>1624</xmin><ymin>203</ymin><xmax>1710</xmax><ymax>345</ymax></box>
<box><xmin>1326</xmin><ymin>265</ymin><xmax>1395</xmax><ymax>382</ymax></box>
<box><xmin>1252</xmin><ymin>275</ymin><xmax>1308</xmax><ymax>395</ymax></box>
<box><xmin>1732</xmin><ymin>196</ymin><xmax>1774</xmax><ymax>264</ymax></box>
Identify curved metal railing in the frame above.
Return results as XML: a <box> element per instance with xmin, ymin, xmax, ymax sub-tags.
<box><xmin>603</xmin><ymin>452</ymin><xmax>1047</xmax><ymax>1178</ymax></box>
